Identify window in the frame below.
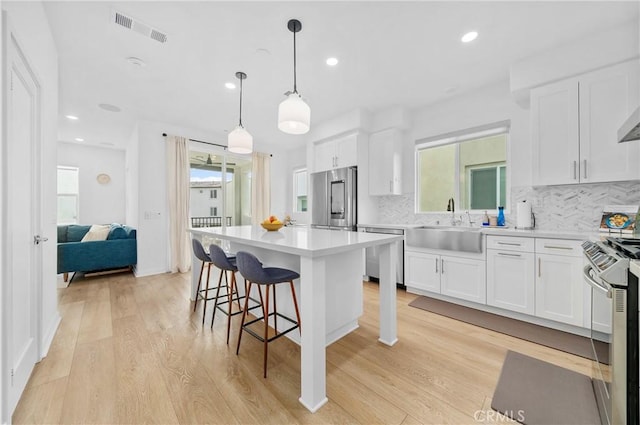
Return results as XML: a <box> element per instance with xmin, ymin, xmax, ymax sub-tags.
<box><xmin>210</xmin><ymin>207</ymin><xmax>218</xmax><ymax>216</ymax></box>
<box><xmin>57</xmin><ymin>166</ymin><xmax>79</xmax><ymax>224</ymax></box>
<box><xmin>416</xmin><ymin>122</ymin><xmax>509</xmax><ymax>213</ymax></box>
<box><xmin>210</xmin><ymin>189</ymin><xmax>217</xmax><ymax>199</ymax></box>
<box><xmin>293</xmin><ymin>168</ymin><xmax>307</xmax><ymax>213</ymax></box>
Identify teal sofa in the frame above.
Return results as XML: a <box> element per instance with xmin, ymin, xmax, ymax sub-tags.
<box><xmin>57</xmin><ymin>223</ymin><xmax>137</xmax><ymax>281</ymax></box>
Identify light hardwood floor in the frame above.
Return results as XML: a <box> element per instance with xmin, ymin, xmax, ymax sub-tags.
<box><xmin>13</xmin><ymin>271</ymin><xmax>592</xmax><ymax>424</ymax></box>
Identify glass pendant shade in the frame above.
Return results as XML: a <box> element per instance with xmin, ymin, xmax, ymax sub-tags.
<box><xmin>227</xmin><ymin>125</ymin><xmax>253</xmax><ymax>154</ymax></box>
<box><xmin>278</xmin><ymin>92</ymin><xmax>310</xmax><ymax>135</ymax></box>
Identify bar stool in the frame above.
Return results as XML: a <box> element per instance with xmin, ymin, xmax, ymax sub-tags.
<box><xmin>208</xmin><ymin>244</ymin><xmax>260</xmax><ymax>344</ymax></box>
<box><xmin>191</xmin><ymin>239</ymin><xmax>234</xmax><ymax>325</ymax></box>
<box><xmin>235</xmin><ymin>251</ymin><xmax>302</xmax><ymax>378</ymax></box>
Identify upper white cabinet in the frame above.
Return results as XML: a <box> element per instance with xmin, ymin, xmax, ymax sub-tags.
<box><xmin>531</xmin><ymin>60</ymin><xmax>640</xmax><ymax>186</ymax></box>
<box><xmin>313</xmin><ymin>133</ymin><xmax>358</xmax><ymax>173</ymax></box>
<box><xmin>368</xmin><ymin>128</ymin><xmax>402</xmax><ymax>196</ymax></box>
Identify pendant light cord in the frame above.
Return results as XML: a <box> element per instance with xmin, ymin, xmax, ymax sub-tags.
<box><xmin>238</xmin><ymin>75</ymin><xmax>243</xmax><ymax>127</ymax></box>
<box><xmin>293</xmin><ymin>29</ymin><xmax>297</xmax><ymax>94</ymax></box>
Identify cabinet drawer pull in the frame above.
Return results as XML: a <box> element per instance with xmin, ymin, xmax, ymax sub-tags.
<box><xmin>543</xmin><ymin>245</ymin><xmax>573</xmax><ymax>250</ymax></box>
<box><xmin>583</xmin><ymin>159</ymin><xmax>587</xmax><ymax>179</ymax></box>
<box><xmin>435</xmin><ymin>258</ymin><xmax>438</xmax><ymax>273</ymax></box>
<box><xmin>441</xmin><ymin>258</ymin><xmax>444</xmax><ymax>274</ymax></box>
<box><xmin>538</xmin><ymin>257</ymin><xmax>541</xmax><ymax>277</ymax></box>
<box><xmin>498</xmin><ymin>252</ymin><xmax>521</xmax><ymax>257</ymax></box>
<box><xmin>573</xmin><ymin>161</ymin><xmax>577</xmax><ymax>180</ymax></box>
<box><xmin>497</xmin><ymin>242</ymin><xmax>521</xmax><ymax>246</ymax></box>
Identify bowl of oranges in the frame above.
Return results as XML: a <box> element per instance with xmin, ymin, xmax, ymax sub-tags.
<box><xmin>261</xmin><ymin>215</ymin><xmax>283</xmax><ymax>231</ymax></box>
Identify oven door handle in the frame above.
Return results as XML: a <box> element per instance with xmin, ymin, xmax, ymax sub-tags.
<box><xmin>583</xmin><ymin>265</ymin><xmax>612</xmax><ymax>298</ymax></box>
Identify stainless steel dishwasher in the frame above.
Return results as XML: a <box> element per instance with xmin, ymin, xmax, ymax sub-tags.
<box><xmin>363</xmin><ymin>226</ymin><xmax>404</xmax><ymax>287</ymax></box>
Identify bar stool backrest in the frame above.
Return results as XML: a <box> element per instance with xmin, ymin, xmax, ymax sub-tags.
<box><xmin>208</xmin><ymin>244</ymin><xmax>236</xmax><ymax>271</ymax></box>
<box><xmin>236</xmin><ymin>251</ymin><xmax>270</xmax><ymax>284</ymax></box>
<box><xmin>192</xmin><ymin>238</ymin><xmax>210</xmax><ymax>263</ymax></box>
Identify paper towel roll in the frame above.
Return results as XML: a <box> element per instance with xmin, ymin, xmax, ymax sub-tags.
<box><xmin>516</xmin><ymin>202</ymin><xmax>533</xmax><ymax>229</ymax></box>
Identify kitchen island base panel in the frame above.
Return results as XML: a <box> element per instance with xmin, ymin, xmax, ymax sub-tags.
<box><xmin>378</xmin><ymin>243</ymin><xmax>398</xmax><ymax>346</ymax></box>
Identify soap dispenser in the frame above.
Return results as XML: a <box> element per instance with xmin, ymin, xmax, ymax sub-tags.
<box><xmin>497</xmin><ymin>206</ymin><xmax>505</xmax><ymax>226</ymax></box>
<box><xmin>482</xmin><ymin>211</ymin><xmax>490</xmax><ymax>226</ymax></box>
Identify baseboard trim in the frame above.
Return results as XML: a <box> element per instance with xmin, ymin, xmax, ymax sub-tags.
<box><xmin>40</xmin><ymin>312</ymin><xmax>61</xmax><ymax>359</ymax></box>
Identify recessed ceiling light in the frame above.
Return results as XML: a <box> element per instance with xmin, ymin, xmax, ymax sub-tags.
<box><xmin>461</xmin><ymin>31</ymin><xmax>478</xmax><ymax>43</ymax></box>
<box><xmin>126</xmin><ymin>56</ymin><xmax>146</xmax><ymax>67</ymax></box>
<box><xmin>225</xmin><ymin>82</ymin><xmax>236</xmax><ymax>90</ymax></box>
<box><xmin>98</xmin><ymin>103</ymin><xmax>121</xmax><ymax>112</ymax></box>
<box><xmin>326</xmin><ymin>57</ymin><xmax>339</xmax><ymax>66</ymax></box>
<box><xmin>75</xmin><ymin>138</ymin><xmax>84</xmax><ymax>142</ymax></box>
<box><xmin>66</xmin><ymin>115</ymin><xmax>79</xmax><ymax>120</ymax></box>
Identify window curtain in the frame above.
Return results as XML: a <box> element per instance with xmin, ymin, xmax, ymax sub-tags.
<box><xmin>166</xmin><ymin>134</ymin><xmax>191</xmax><ymax>273</ymax></box>
<box><xmin>251</xmin><ymin>152</ymin><xmax>271</xmax><ymax>225</ymax></box>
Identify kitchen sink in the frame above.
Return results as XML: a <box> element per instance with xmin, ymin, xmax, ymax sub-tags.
<box><xmin>406</xmin><ymin>225</ymin><xmax>483</xmax><ymax>253</ymax></box>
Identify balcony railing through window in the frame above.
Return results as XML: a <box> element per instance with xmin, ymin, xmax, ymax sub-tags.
<box><xmin>190</xmin><ymin>216</ymin><xmax>233</xmax><ymax>228</ymax></box>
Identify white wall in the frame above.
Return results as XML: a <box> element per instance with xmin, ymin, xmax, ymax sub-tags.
<box><xmin>58</xmin><ymin>142</ymin><xmax>126</xmax><ymax>224</ymax></box>
<box><xmin>131</xmin><ymin>120</ymin><xmax>226</xmax><ymax>276</ymax></box>
<box><xmin>1</xmin><ymin>1</ymin><xmax>59</xmax><ymax>421</ymax></box>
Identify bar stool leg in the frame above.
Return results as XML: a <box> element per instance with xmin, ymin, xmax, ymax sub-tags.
<box><xmin>263</xmin><ymin>284</ymin><xmax>270</xmax><ymax>378</ymax></box>
<box><xmin>225</xmin><ymin>270</ymin><xmax>234</xmax><ymax>344</ymax></box>
<box><xmin>273</xmin><ymin>284</ymin><xmax>278</xmax><ymax>333</ymax></box>
<box><xmin>209</xmin><ymin>268</ymin><xmax>225</xmax><ymax>326</ymax></box>
<box><xmin>194</xmin><ymin>260</ymin><xmax>205</xmax><ymax>311</ymax></box>
<box><xmin>232</xmin><ymin>272</ymin><xmax>243</xmax><ymax>311</ymax></box>
<box><xmin>289</xmin><ymin>280</ymin><xmax>302</xmax><ymax>333</ymax></box>
<box><xmin>202</xmin><ymin>264</ymin><xmax>213</xmax><ymax>325</ymax></box>
<box><xmin>236</xmin><ymin>280</ymin><xmax>252</xmax><ymax>355</ymax></box>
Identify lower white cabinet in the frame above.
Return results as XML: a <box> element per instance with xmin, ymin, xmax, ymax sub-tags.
<box><xmin>440</xmin><ymin>256</ymin><xmax>486</xmax><ymax>304</ymax></box>
<box><xmin>405</xmin><ymin>251</ymin><xmax>485</xmax><ymax>303</ymax></box>
<box><xmin>486</xmin><ymin>250</ymin><xmax>535</xmax><ymax>315</ymax></box>
<box><xmin>535</xmin><ymin>253</ymin><xmax>584</xmax><ymax>327</ymax></box>
<box><xmin>405</xmin><ymin>251</ymin><xmax>440</xmax><ymax>293</ymax></box>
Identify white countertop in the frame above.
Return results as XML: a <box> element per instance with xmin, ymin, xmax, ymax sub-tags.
<box><xmin>190</xmin><ymin>225</ymin><xmax>403</xmax><ymax>258</ymax></box>
<box><xmin>357</xmin><ymin>223</ymin><xmax>423</xmax><ymax>230</ymax></box>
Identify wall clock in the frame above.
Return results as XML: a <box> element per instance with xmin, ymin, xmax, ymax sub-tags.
<box><xmin>96</xmin><ymin>173</ymin><xmax>111</xmax><ymax>184</ymax></box>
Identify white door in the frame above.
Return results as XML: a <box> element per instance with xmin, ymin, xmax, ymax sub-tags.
<box><xmin>578</xmin><ymin>60</ymin><xmax>640</xmax><ymax>183</ymax></box>
<box><xmin>440</xmin><ymin>256</ymin><xmax>486</xmax><ymax>304</ymax></box>
<box><xmin>4</xmin><ymin>22</ymin><xmax>42</xmax><ymax>416</ymax></box>
<box><xmin>535</xmin><ymin>254</ymin><xmax>584</xmax><ymax>326</ymax></box>
<box><xmin>405</xmin><ymin>251</ymin><xmax>441</xmax><ymax>293</ymax></box>
<box><xmin>531</xmin><ymin>78</ymin><xmax>580</xmax><ymax>186</ymax></box>
<box><xmin>486</xmin><ymin>250</ymin><xmax>535</xmax><ymax>315</ymax></box>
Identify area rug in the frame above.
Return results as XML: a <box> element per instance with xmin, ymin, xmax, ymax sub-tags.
<box><xmin>491</xmin><ymin>351</ymin><xmax>600</xmax><ymax>424</ymax></box>
<box><xmin>408</xmin><ymin>295</ymin><xmax>608</xmax><ymax>363</ymax></box>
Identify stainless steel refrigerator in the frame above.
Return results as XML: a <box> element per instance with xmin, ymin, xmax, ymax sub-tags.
<box><xmin>311</xmin><ymin>166</ymin><xmax>357</xmax><ymax>230</ymax></box>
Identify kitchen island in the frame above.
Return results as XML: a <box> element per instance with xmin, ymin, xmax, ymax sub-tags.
<box><xmin>189</xmin><ymin>225</ymin><xmax>403</xmax><ymax>413</ymax></box>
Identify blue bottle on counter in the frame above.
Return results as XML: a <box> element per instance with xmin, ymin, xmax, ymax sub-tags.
<box><xmin>497</xmin><ymin>206</ymin><xmax>505</xmax><ymax>226</ymax></box>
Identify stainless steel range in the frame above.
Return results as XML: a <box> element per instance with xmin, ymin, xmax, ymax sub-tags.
<box><xmin>582</xmin><ymin>237</ymin><xmax>640</xmax><ymax>425</ymax></box>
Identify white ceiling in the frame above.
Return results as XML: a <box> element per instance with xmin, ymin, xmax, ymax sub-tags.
<box><xmin>43</xmin><ymin>1</ymin><xmax>639</xmax><ymax>153</ymax></box>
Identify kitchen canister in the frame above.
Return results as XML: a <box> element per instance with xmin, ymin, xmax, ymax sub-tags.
<box><xmin>516</xmin><ymin>201</ymin><xmax>534</xmax><ymax>229</ymax></box>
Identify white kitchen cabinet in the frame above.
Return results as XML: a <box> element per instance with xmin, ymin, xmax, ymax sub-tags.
<box><xmin>313</xmin><ymin>133</ymin><xmax>358</xmax><ymax>172</ymax></box>
<box><xmin>368</xmin><ymin>128</ymin><xmax>402</xmax><ymax>196</ymax></box>
<box><xmin>405</xmin><ymin>250</ymin><xmax>485</xmax><ymax>302</ymax></box>
<box><xmin>531</xmin><ymin>60</ymin><xmax>640</xmax><ymax>186</ymax></box>
<box><xmin>487</xmin><ymin>240</ymin><xmax>535</xmax><ymax>315</ymax></box>
<box><xmin>405</xmin><ymin>251</ymin><xmax>440</xmax><ymax>293</ymax></box>
<box><xmin>440</xmin><ymin>255</ymin><xmax>486</xmax><ymax>304</ymax></box>
<box><xmin>535</xmin><ymin>247</ymin><xmax>584</xmax><ymax>327</ymax></box>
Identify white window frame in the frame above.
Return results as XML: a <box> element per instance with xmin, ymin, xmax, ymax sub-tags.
<box><xmin>57</xmin><ymin>165</ymin><xmax>79</xmax><ymax>224</ymax></box>
<box><xmin>414</xmin><ymin>121</ymin><xmax>510</xmax><ymax>214</ymax></box>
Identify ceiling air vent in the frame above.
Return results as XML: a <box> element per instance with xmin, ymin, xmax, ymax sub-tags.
<box><xmin>112</xmin><ymin>10</ymin><xmax>168</xmax><ymax>44</ymax></box>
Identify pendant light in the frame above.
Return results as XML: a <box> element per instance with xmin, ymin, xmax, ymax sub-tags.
<box><xmin>278</xmin><ymin>19</ymin><xmax>310</xmax><ymax>135</ymax></box>
<box><xmin>228</xmin><ymin>71</ymin><xmax>253</xmax><ymax>154</ymax></box>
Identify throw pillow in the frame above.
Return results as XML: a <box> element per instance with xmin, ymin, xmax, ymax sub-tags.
<box><xmin>81</xmin><ymin>224</ymin><xmax>111</xmax><ymax>242</ymax></box>
<box><xmin>107</xmin><ymin>223</ymin><xmax>127</xmax><ymax>240</ymax></box>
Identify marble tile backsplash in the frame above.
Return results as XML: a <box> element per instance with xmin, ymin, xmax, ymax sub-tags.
<box><xmin>378</xmin><ymin>181</ymin><xmax>640</xmax><ymax>231</ymax></box>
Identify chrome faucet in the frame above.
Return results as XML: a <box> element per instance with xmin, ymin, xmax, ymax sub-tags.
<box><xmin>465</xmin><ymin>210</ymin><xmax>475</xmax><ymax>227</ymax></box>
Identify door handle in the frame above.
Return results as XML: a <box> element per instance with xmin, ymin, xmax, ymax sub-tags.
<box><xmin>583</xmin><ymin>159</ymin><xmax>587</xmax><ymax>179</ymax></box>
<box><xmin>435</xmin><ymin>258</ymin><xmax>438</xmax><ymax>273</ymax></box>
<box><xmin>573</xmin><ymin>161</ymin><xmax>577</xmax><ymax>180</ymax></box>
<box><xmin>441</xmin><ymin>258</ymin><xmax>444</xmax><ymax>274</ymax></box>
<box><xmin>33</xmin><ymin>235</ymin><xmax>49</xmax><ymax>245</ymax></box>
<box><xmin>389</xmin><ymin>180</ymin><xmax>392</xmax><ymax>193</ymax></box>
<box><xmin>538</xmin><ymin>257</ymin><xmax>541</xmax><ymax>277</ymax></box>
